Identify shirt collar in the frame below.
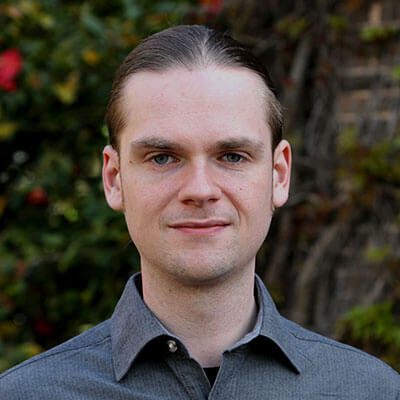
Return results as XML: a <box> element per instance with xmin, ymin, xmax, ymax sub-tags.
<box><xmin>255</xmin><ymin>274</ymin><xmax>307</xmax><ymax>374</ymax></box>
<box><xmin>111</xmin><ymin>273</ymin><xmax>307</xmax><ymax>381</ymax></box>
<box><xmin>111</xmin><ymin>273</ymin><xmax>169</xmax><ymax>381</ymax></box>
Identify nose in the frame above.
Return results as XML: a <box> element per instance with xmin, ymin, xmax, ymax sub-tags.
<box><xmin>177</xmin><ymin>160</ymin><xmax>222</xmax><ymax>206</ymax></box>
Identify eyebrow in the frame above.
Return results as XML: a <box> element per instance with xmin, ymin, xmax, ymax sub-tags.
<box><xmin>213</xmin><ymin>137</ymin><xmax>265</xmax><ymax>154</ymax></box>
<box><xmin>130</xmin><ymin>137</ymin><xmax>185</xmax><ymax>152</ymax></box>
<box><xmin>129</xmin><ymin>136</ymin><xmax>266</xmax><ymax>154</ymax></box>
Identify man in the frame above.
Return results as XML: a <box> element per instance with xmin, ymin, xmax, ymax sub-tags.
<box><xmin>0</xmin><ymin>25</ymin><xmax>399</xmax><ymax>399</ymax></box>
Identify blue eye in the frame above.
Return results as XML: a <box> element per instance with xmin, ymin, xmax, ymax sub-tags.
<box><xmin>153</xmin><ymin>154</ymin><xmax>171</xmax><ymax>165</ymax></box>
<box><xmin>223</xmin><ymin>153</ymin><xmax>243</xmax><ymax>163</ymax></box>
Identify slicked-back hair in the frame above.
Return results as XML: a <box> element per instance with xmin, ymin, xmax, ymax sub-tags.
<box><xmin>105</xmin><ymin>25</ymin><xmax>282</xmax><ymax>152</ymax></box>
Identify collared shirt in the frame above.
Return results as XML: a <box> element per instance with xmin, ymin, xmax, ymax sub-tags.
<box><xmin>1</xmin><ymin>273</ymin><xmax>399</xmax><ymax>399</ymax></box>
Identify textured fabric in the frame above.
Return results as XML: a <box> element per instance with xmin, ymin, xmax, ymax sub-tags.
<box><xmin>1</xmin><ymin>273</ymin><xmax>399</xmax><ymax>399</ymax></box>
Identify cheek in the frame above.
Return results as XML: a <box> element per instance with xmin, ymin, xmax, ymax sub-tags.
<box><xmin>232</xmin><ymin>171</ymin><xmax>273</xmax><ymax>207</ymax></box>
<box><xmin>233</xmin><ymin>177</ymin><xmax>273</xmax><ymax>230</ymax></box>
<box><xmin>123</xmin><ymin>177</ymin><xmax>176</xmax><ymax>221</ymax></box>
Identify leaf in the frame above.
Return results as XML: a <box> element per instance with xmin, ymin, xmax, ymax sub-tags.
<box><xmin>80</xmin><ymin>5</ymin><xmax>105</xmax><ymax>37</ymax></box>
<box><xmin>365</xmin><ymin>245</ymin><xmax>392</xmax><ymax>263</ymax></box>
<box><xmin>82</xmin><ymin>49</ymin><xmax>100</xmax><ymax>66</ymax></box>
<box><xmin>361</xmin><ymin>25</ymin><xmax>397</xmax><ymax>42</ymax></box>
<box><xmin>53</xmin><ymin>72</ymin><xmax>79</xmax><ymax>104</ymax></box>
<box><xmin>328</xmin><ymin>15</ymin><xmax>348</xmax><ymax>33</ymax></box>
<box><xmin>391</xmin><ymin>65</ymin><xmax>400</xmax><ymax>81</ymax></box>
<box><xmin>0</xmin><ymin>121</ymin><xmax>18</xmax><ymax>140</ymax></box>
<box><xmin>19</xmin><ymin>342</ymin><xmax>42</xmax><ymax>358</ymax></box>
<box><xmin>337</xmin><ymin>126</ymin><xmax>357</xmax><ymax>154</ymax></box>
<box><xmin>101</xmin><ymin>125</ymin><xmax>109</xmax><ymax>139</ymax></box>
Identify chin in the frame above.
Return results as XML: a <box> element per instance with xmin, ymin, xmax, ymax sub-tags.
<box><xmin>165</xmin><ymin>256</ymin><xmax>242</xmax><ymax>287</ymax></box>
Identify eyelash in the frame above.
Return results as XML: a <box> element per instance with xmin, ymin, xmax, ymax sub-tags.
<box><xmin>220</xmin><ymin>153</ymin><xmax>245</xmax><ymax>163</ymax></box>
<box><xmin>148</xmin><ymin>152</ymin><xmax>247</xmax><ymax>167</ymax></box>
<box><xmin>150</xmin><ymin>154</ymin><xmax>178</xmax><ymax>165</ymax></box>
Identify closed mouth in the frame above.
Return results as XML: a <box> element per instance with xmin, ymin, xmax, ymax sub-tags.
<box><xmin>169</xmin><ymin>220</ymin><xmax>229</xmax><ymax>228</ymax></box>
<box><xmin>169</xmin><ymin>220</ymin><xmax>230</xmax><ymax>234</ymax></box>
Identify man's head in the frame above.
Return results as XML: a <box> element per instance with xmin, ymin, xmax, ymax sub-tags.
<box><xmin>105</xmin><ymin>25</ymin><xmax>282</xmax><ymax>154</ymax></box>
<box><xmin>102</xmin><ymin>25</ymin><xmax>291</xmax><ymax>287</ymax></box>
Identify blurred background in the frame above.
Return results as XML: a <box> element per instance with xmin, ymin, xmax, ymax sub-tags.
<box><xmin>1</xmin><ymin>0</ymin><xmax>400</xmax><ymax>373</ymax></box>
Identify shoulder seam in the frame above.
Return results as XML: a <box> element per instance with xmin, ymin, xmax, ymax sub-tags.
<box><xmin>0</xmin><ymin>335</ymin><xmax>111</xmax><ymax>380</ymax></box>
<box><xmin>288</xmin><ymin>330</ymin><xmax>396</xmax><ymax>369</ymax></box>
<box><xmin>290</xmin><ymin>331</ymin><xmax>366</xmax><ymax>355</ymax></box>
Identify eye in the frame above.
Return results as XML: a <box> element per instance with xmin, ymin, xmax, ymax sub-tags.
<box><xmin>151</xmin><ymin>154</ymin><xmax>176</xmax><ymax>165</ymax></box>
<box><xmin>222</xmin><ymin>153</ymin><xmax>244</xmax><ymax>163</ymax></box>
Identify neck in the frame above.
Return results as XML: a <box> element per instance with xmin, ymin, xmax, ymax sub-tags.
<box><xmin>141</xmin><ymin>264</ymin><xmax>257</xmax><ymax>368</ymax></box>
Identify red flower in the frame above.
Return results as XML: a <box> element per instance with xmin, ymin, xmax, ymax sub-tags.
<box><xmin>26</xmin><ymin>187</ymin><xmax>48</xmax><ymax>206</ymax></box>
<box><xmin>0</xmin><ymin>49</ymin><xmax>22</xmax><ymax>92</ymax></box>
<box><xmin>34</xmin><ymin>318</ymin><xmax>54</xmax><ymax>336</ymax></box>
<box><xmin>200</xmin><ymin>0</ymin><xmax>224</xmax><ymax>16</ymax></box>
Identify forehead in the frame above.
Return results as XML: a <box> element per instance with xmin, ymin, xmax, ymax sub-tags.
<box><xmin>119</xmin><ymin>66</ymin><xmax>270</xmax><ymax>148</ymax></box>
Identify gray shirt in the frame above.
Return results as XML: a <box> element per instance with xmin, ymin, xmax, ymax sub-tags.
<box><xmin>1</xmin><ymin>273</ymin><xmax>399</xmax><ymax>399</ymax></box>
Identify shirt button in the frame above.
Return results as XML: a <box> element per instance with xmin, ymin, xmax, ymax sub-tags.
<box><xmin>167</xmin><ymin>340</ymin><xmax>178</xmax><ymax>353</ymax></box>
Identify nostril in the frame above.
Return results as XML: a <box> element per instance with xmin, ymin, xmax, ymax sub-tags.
<box><xmin>178</xmin><ymin>182</ymin><xmax>221</xmax><ymax>205</ymax></box>
<box><xmin>177</xmin><ymin>165</ymin><xmax>221</xmax><ymax>205</ymax></box>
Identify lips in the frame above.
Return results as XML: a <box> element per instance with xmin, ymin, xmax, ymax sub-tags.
<box><xmin>169</xmin><ymin>219</ymin><xmax>230</xmax><ymax>235</ymax></box>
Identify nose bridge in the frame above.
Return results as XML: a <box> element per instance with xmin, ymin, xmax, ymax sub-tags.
<box><xmin>178</xmin><ymin>157</ymin><xmax>221</xmax><ymax>204</ymax></box>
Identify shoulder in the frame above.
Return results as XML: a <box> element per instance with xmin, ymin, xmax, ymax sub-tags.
<box><xmin>0</xmin><ymin>320</ymin><xmax>112</xmax><ymax>400</ymax></box>
<box><xmin>282</xmin><ymin>317</ymin><xmax>400</xmax><ymax>392</ymax></box>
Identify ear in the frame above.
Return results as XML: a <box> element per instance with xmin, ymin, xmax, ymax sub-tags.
<box><xmin>272</xmin><ymin>139</ymin><xmax>292</xmax><ymax>208</ymax></box>
<box><xmin>102</xmin><ymin>145</ymin><xmax>123</xmax><ymax>211</ymax></box>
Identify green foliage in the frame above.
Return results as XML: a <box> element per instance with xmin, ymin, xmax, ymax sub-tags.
<box><xmin>337</xmin><ymin>302</ymin><xmax>400</xmax><ymax>370</ymax></box>
<box><xmin>391</xmin><ymin>65</ymin><xmax>400</xmax><ymax>81</ymax></box>
<box><xmin>0</xmin><ymin>0</ymin><xmax>203</xmax><ymax>373</ymax></box>
<box><xmin>365</xmin><ymin>245</ymin><xmax>392</xmax><ymax>263</ymax></box>
<box><xmin>1</xmin><ymin>0</ymin><xmax>399</xmax><ymax>377</ymax></box>
<box><xmin>275</xmin><ymin>16</ymin><xmax>309</xmax><ymax>41</ymax></box>
<box><xmin>337</xmin><ymin>126</ymin><xmax>358</xmax><ymax>153</ymax></box>
<box><xmin>328</xmin><ymin>15</ymin><xmax>348</xmax><ymax>33</ymax></box>
<box><xmin>335</xmin><ymin>126</ymin><xmax>400</xmax><ymax>372</ymax></box>
<box><xmin>361</xmin><ymin>25</ymin><xmax>398</xmax><ymax>42</ymax></box>
<box><xmin>336</xmin><ymin>127</ymin><xmax>400</xmax><ymax>206</ymax></box>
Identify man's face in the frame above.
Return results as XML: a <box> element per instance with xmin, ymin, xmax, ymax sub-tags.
<box><xmin>103</xmin><ymin>66</ymin><xmax>291</xmax><ymax>286</ymax></box>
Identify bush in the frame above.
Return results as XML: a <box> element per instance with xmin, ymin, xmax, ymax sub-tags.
<box><xmin>0</xmin><ymin>0</ymin><xmax>213</xmax><ymax>372</ymax></box>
